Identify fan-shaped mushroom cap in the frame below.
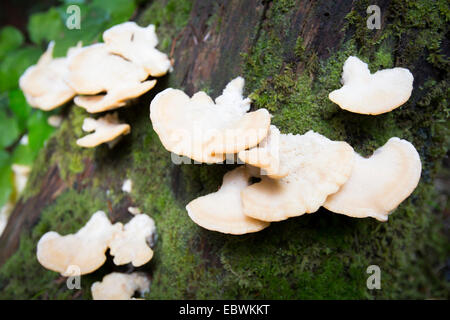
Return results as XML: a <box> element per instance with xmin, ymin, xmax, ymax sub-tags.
<box><xmin>36</xmin><ymin>211</ymin><xmax>122</xmax><ymax>276</ymax></box>
<box><xmin>109</xmin><ymin>214</ymin><xmax>156</xmax><ymax>267</ymax></box>
<box><xmin>150</xmin><ymin>77</ymin><xmax>271</xmax><ymax>163</ymax></box>
<box><xmin>67</xmin><ymin>43</ymin><xmax>156</xmax><ymax>113</ymax></box>
<box><xmin>76</xmin><ymin>112</ymin><xmax>130</xmax><ymax>148</ymax></box>
<box><xmin>91</xmin><ymin>272</ymin><xmax>150</xmax><ymax>300</ymax></box>
<box><xmin>19</xmin><ymin>42</ymin><xmax>76</xmax><ymax>111</ymax></box>
<box><xmin>241</xmin><ymin>131</ymin><xmax>355</xmax><ymax>222</ymax></box>
<box><xmin>329</xmin><ymin>56</ymin><xmax>413</xmax><ymax>115</ymax></box>
<box><xmin>103</xmin><ymin>22</ymin><xmax>171</xmax><ymax>77</ymax></box>
<box><xmin>324</xmin><ymin>137</ymin><xmax>421</xmax><ymax>221</ymax></box>
<box><xmin>186</xmin><ymin>166</ymin><xmax>270</xmax><ymax>234</ymax></box>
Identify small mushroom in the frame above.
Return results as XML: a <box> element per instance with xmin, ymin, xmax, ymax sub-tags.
<box><xmin>241</xmin><ymin>130</ymin><xmax>355</xmax><ymax>222</ymax></box>
<box><xmin>91</xmin><ymin>272</ymin><xmax>150</xmax><ymax>300</ymax></box>
<box><xmin>37</xmin><ymin>211</ymin><xmax>122</xmax><ymax>276</ymax></box>
<box><xmin>76</xmin><ymin>112</ymin><xmax>130</xmax><ymax>148</ymax></box>
<box><xmin>150</xmin><ymin>77</ymin><xmax>271</xmax><ymax>163</ymax></box>
<box><xmin>121</xmin><ymin>179</ymin><xmax>132</xmax><ymax>193</ymax></box>
<box><xmin>19</xmin><ymin>42</ymin><xmax>77</xmax><ymax>111</ymax></box>
<box><xmin>103</xmin><ymin>22</ymin><xmax>171</xmax><ymax>77</ymax></box>
<box><xmin>324</xmin><ymin>137</ymin><xmax>422</xmax><ymax>221</ymax></box>
<box><xmin>186</xmin><ymin>166</ymin><xmax>270</xmax><ymax>234</ymax></box>
<box><xmin>67</xmin><ymin>43</ymin><xmax>156</xmax><ymax>113</ymax></box>
<box><xmin>127</xmin><ymin>207</ymin><xmax>141</xmax><ymax>215</ymax></box>
<box><xmin>47</xmin><ymin>115</ymin><xmax>63</xmax><ymax>128</ymax></box>
<box><xmin>109</xmin><ymin>214</ymin><xmax>156</xmax><ymax>267</ymax></box>
<box><xmin>329</xmin><ymin>56</ymin><xmax>413</xmax><ymax>115</ymax></box>
<box><xmin>11</xmin><ymin>164</ymin><xmax>31</xmax><ymax>194</ymax></box>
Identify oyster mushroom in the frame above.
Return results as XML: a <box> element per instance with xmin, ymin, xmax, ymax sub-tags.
<box><xmin>19</xmin><ymin>42</ymin><xmax>78</xmax><ymax>111</ymax></box>
<box><xmin>36</xmin><ymin>211</ymin><xmax>122</xmax><ymax>276</ymax></box>
<box><xmin>150</xmin><ymin>77</ymin><xmax>271</xmax><ymax>163</ymax></box>
<box><xmin>91</xmin><ymin>272</ymin><xmax>150</xmax><ymax>300</ymax></box>
<box><xmin>240</xmin><ymin>129</ymin><xmax>355</xmax><ymax>222</ymax></box>
<box><xmin>67</xmin><ymin>43</ymin><xmax>156</xmax><ymax>113</ymax></box>
<box><xmin>186</xmin><ymin>166</ymin><xmax>270</xmax><ymax>235</ymax></box>
<box><xmin>324</xmin><ymin>137</ymin><xmax>422</xmax><ymax>221</ymax></box>
<box><xmin>76</xmin><ymin>112</ymin><xmax>130</xmax><ymax>148</ymax></box>
<box><xmin>329</xmin><ymin>56</ymin><xmax>413</xmax><ymax>115</ymax></box>
<box><xmin>103</xmin><ymin>22</ymin><xmax>171</xmax><ymax>77</ymax></box>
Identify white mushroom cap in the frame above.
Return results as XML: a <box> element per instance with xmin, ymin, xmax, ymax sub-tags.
<box><xmin>186</xmin><ymin>166</ymin><xmax>270</xmax><ymax>234</ymax></box>
<box><xmin>76</xmin><ymin>112</ymin><xmax>130</xmax><ymax>148</ymax></box>
<box><xmin>11</xmin><ymin>164</ymin><xmax>31</xmax><ymax>194</ymax></box>
<box><xmin>47</xmin><ymin>115</ymin><xmax>63</xmax><ymax>128</ymax></box>
<box><xmin>241</xmin><ymin>130</ymin><xmax>355</xmax><ymax>222</ymax></box>
<box><xmin>91</xmin><ymin>272</ymin><xmax>150</xmax><ymax>300</ymax></box>
<box><xmin>67</xmin><ymin>43</ymin><xmax>156</xmax><ymax>113</ymax></box>
<box><xmin>324</xmin><ymin>137</ymin><xmax>422</xmax><ymax>221</ymax></box>
<box><xmin>103</xmin><ymin>22</ymin><xmax>171</xmax><ymax>77</ymax></box>
<box><xmin>150</xmin><ymin>77</ymin><xmax>271</xmax><ymax>163</ymax></box>
<box><xmin>329</xmin><ymin>56</ymin><xmax>413</xmax><ymax>115</ymax></box>
<box><xmin>109</xmin><ymin>214</ymin><xmax>156</xmax><ymax>267</ymax></box>
<box><xmin>19</xmin><ymin>42</ymin><xmax>76</xmax><ymax>111</ymax></box>
<box><xmin>36</xmin><ymin>211</ymin><xmax>122</xmax><ymax>276</ymax></box>
<box><xmin>121</xmin><ymin>179</ymin><xmax>132</xmax><ymax>193</ymax></box>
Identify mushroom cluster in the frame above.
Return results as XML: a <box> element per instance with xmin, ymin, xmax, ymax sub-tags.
<box><xmin>37</xmin><ymin>210</ymin><xmax>156</xmax><ymax>298</ymax></box>
<box><xmin>148</xmin><ymin>56</ymin><xmax>420</xmax><ymax>234</ymax></box>
<box><xmin>21</xmin><ymin>15</ymin><xmax>421</xmax><ymax>298</ymax></box>
<box><xmin>184</xmin><ymin>131</ymin><xmax>421</xmax><ymax>234</ymax></box>
<box><xmin>19</xmin><ymin>22</ymin><xmax>171</xmax><ymax>148</ymax></box>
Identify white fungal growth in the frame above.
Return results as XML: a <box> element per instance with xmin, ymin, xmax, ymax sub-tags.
<box><xmin>329</xmin><ymin>56</ymin><xmax>413</xmax><ymax>115</ymax></box>
<box><xmin>150</xmin><ymin>77</ymin><xmax>271</xmax><ymax>163</ymax></box>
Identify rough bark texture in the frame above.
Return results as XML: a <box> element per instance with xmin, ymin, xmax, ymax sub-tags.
<box><xmin>0</xmin><ymin>0</ymin><xmax>448</xmax><ymax>299</ymax></box>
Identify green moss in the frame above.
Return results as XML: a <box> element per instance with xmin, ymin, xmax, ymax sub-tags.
<box><xmin>137</xmin><ymin>0</ymin><xmax>193</xmax><ymax>52</ymax></box>
<box><xmin>22</xmin><ymin>106</ymin><xmax>94</xmax><ymax>200</ymax></box>
<box><xmin>0</xmin><ymin>189</ymin><xmax>107</xmax><ymax>299</ymax></box>
<box><xmin>234</xmin><ymin>0</ymin><xmax>449</xmax><ymax>299</ymax></box>
<box><xmin>0</xmin><ymin>0</ymin><xmax>448</xmax><ymax>300</ymax></box>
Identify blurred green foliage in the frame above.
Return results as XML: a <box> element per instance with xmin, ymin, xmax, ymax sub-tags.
<box><xmin>0</xmin><ymin>0</ymin><xmax>138</xmax><ymax>209</ymax></box>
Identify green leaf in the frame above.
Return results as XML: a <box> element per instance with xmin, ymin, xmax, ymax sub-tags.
<box><xmin>27</xmin><ymin>110</ymin><xmax>54</xmax><ymax>153</ymax></box>
<box><xmin>0</xmin><ymin>47</ymin><xmax>42</xmax><ymax>92</ymax></box>
<box><xmin>8</xmin><ymin>89</ymin><xmax>31</xmax><ymax>132</ymax></box>
<box><xmin>28</xmin><ymin>8</ymin><xmax>65</xmax><ymax>45</ymax></box>
<box><xmin>91</xmin><ymin>0</ymin><xmax>137</xmax><ymax>26</ymax></box>
<box><xmin>53</xmin><ymin>4</ymin><xmax>108</xmax><ymax>56</ymax></box>
<box><xmin>0</xmin><ymin>153</ymin><xmax>12</xmax><ymax>207</ymax></box>
<box><xmin>51</xmin><ymin>0</ymin><xmax>137</xmax><ymax>56</ymax></box>
<box><xmin>0</xmin><ymin>26</ymin><xmax>24</xmax><ymax>60</ymax></box>
<box><xmin>0</xmin><ymin>150</ymin><xmax>9</xmax><ymax>167</ymax></box>
<box><xmin>0</xmin><ymin>108</ymin><xmax>20</xmax><ymax>149</ymax></box>
<box><xmin>11</xmin><ymin>143</ymin><xmax>36</xmax><ymax>166</ymax></box>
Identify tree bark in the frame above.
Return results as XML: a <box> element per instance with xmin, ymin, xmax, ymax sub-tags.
<box><xmin>0</xmin><ymin>0</ymin><xmax>448</xmax><ymax>299</ymax></box>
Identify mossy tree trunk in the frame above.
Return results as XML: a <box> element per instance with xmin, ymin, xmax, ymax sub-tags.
<box><xmin>0</xmin><ymin>0</ymin><xmax>448</xmax><ymax>299</ymax></box>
